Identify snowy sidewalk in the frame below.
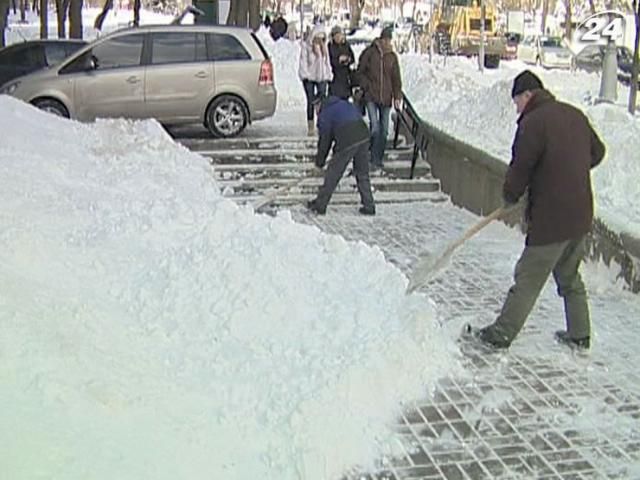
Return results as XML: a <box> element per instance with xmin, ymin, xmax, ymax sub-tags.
<box><xmin>291</xmin><ymin>202</ymin><xmax>640</xmax><ymax>479</ymax></box>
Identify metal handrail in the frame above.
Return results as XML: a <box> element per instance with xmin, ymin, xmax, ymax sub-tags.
<box><xmin>393</xmin><ymin>92</ymin><xmax>429</xmax><ymax>179</ymax></box>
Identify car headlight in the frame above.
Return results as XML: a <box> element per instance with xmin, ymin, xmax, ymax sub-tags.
<box><xmin>0</xmin><ymin>81</ymin><xmax>21</xmax><ymax>95</ymax></box>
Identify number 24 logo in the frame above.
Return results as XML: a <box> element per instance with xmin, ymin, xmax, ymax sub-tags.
<box><xmin>578</xmin><ymin>11</ymin><xmax>626</xmax><ymax>42</ymax></box>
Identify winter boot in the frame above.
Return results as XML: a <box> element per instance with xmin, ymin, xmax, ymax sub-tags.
<box><xmin>555</xmin><ymin>330</ymin><xmax>590</xmax><ymax>350</ymax></box>
<box><xmin>306</xmin><ymin>199</ymin><xmax>326</xmax><ymax>215</ymax></box>
<box><xmin>307</xmin><ymin>120</ymin><xmax>315</xmax><ymax>136</ymax></box>
<box><xmin>462</xmin><ymin>324</ymin><xmax>510</xmax><ymax>350</ymax></box>
<box><xmin>359</xmin><ymin>206</ymin><xmax>376</xmax><ymax>216</ymax></box>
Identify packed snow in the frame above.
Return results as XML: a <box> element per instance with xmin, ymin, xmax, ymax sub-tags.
<box><xmin>0</xmin><ymin>95</ymin><xmax>460</xmax><ymax>479</ymax></box>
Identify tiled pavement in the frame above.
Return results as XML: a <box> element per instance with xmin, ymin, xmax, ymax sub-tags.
<box><xmin>288</xmin><ymin>202</ymin><xmax>640</xmax><ymax>480</ymax></box>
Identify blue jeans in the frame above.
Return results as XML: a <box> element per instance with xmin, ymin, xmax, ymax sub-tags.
<box><xmin>365</xmin><ymin>102</ymin><xmax>390</xmax><ymax>167</ymax></box>
<box><xmin>302</xmin><ymin>80</ymin><xmax>328</xmax><ymax>121</ymax></box>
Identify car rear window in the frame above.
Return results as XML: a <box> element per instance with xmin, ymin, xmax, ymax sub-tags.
<box><xmin>206</xmin><ymin>33</ymin><xmax>251</xmax><ymax>61</ymax></box>
<box><xmin>250</xmin><ymin>33</ymin><xmax>269</xmax><ymax>60</ymax></box>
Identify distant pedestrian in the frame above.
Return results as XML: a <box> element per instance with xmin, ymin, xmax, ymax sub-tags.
<box><xmin>467</xmin><ymin>71</ymin><xmax>605</xmax><ymax>351</ymax></box>
<box><xmin>299</xmin><ymin>24</ymin><xmax>333</xmax><ymax>136</ymax></box>
<box><xmin>307</xmin><ymin>96</ymin><xmax>375</xmax><ymax>216</ymax></box>
<box><xmin>269</xmin><ymin>15</ymin><xmax>288</xmax><ymax>41</ymax></box>
<box><xmin>328</xmin><ymin>25</ymin><xmax>355</xmax><ymax>100</ymax></box>
<box><xmin>355</xmin><ymin>26</ymin><xmax>402</xmax><ymax>170</ymax></box>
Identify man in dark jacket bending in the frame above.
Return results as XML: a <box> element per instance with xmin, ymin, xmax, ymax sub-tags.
<box><xmin>471</xmin><ymin>70</ymin><xmax>605</xmax><ymax>351</ymax></box>
<box><xmin>306</xmin><ymin>96</ymin><xmax>375</xmax><ymax>215</ymax></box>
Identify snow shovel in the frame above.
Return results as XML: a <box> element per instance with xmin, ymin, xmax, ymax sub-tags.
<box><xmin>251</xmin><ymin>176</ymin><xmax>308</xmax><ymax>212</ymax></box>
<box><xmin>406</xmin><ymin>205</ymin><xmax>513</xmax><ymax>294</ymax></box>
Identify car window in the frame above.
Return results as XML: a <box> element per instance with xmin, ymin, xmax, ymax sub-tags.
<box><xmin>207</xmin><ymin>33</ymin><xmax>251</xmax><ymax>61</ymax></box>
<box><xmin>577</xmin><ymin>45</ymin><xmax>602</xmax><ymax>60</ymax></box>
<box><xmin>0</xmin><ymin>45</ymin><xmax>44</xmax><ymax>67</ymax></box>
<box><xmin>541</xmin><ymin>37</ymin><xmax>562</xmax><ymax>47</ymax></box>
<box><xmin>150</xmin><ymin>32</ymin><xmax>207</xmax><ymax>65</ymax></box>
<box><xmin>522</xmin><ymin>36</ymin><xmax>533</xmax><ymax>46</ymax></box>
<box><xmin>44</xmin><ymin>43</ymin><xmax>69</xmax><ymax>66</ymax></box>
<box><xmin>91</xmin><ymin>34</ymin><xmax>144</xmax><ymax>70</ymax></box>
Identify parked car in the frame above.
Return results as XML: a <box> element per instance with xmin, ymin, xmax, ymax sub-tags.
<box><xmin>573</xmin><ymin>44</ymin><xmax>638</xmax><ymax>85</ymax></box>
<box><xmin>0</xmin><ymin>39</ymin><xmax>86</xmax><ymax>86</ymax></box>
<box><xmin>517</xmin><ymin>35</ymin><xmax>572</xmax><ymax>69</ymax></box>
<box><xmin>0</xmin><ymin>25</ymin><xmax>277</xmax><ymax>138</ymax></box>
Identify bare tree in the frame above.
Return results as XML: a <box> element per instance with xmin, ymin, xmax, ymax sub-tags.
<box><xmin>629</xmin><ymin>0</ymin><xmax>639</xmax><ymax>113</ymax></box>
<box><xmin>541</xmin><ymin>0</ymin><xmax>549</xmax><ymax>34</ymax></box>
<box><xmin>0</xmin><ymin>0</ymin><xmax>9</xmax><ymax>48</ymax></box>
<box><xmin>55</xmin><ymin>0</ymin><xmax>69</xmax><ymax>37</ymax></box>
<box><xmin>563</xmin><ymin>0</ymin><xmax>573</xmax><ymax>39</ymax></box>
<box><xmin>227</xmin><ymin>0</ymin><xmax>261</xmax><ymax>30</ymax></box>
<box><xmin>40</xmin><ymin>0</ymin><xmax>48</xmax><ymax>38</ymax></box>
<box><xmin>11</xmin><ymin>0</ymin><xmax>15</xmax><ymax>13</ymax></box>
<box><xmin>94</xmin><ymin>0</ymin><xmax>111</xmax><ymax>30</ymax></box>
<box><xmin>68</xmin><ymin>0</ymin><xmax>81</xmax><ymax>37</ymax></box>
<box><xmin>132</xmin><ymin>0</ymin><xmax>140</xmax><ymax>26</ymax></box>
<box><xmin>349</xmin><ymin>0</ymin><xmax>364</xmax><ymax>29</ymax></box>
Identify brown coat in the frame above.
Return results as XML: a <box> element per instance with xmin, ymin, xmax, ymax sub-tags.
<box><xmin>355</xmin><ymin>39</ymin><xmax>402</xmax><ymax>107</ymax></box>
<box><xmin>504</xmin><ymin>90</ymin><xmax>605</xmax><ymax>246</ymax></box>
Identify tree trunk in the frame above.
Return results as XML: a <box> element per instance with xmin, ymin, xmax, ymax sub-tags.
<box><xmin>248</xmin><ymin>0</ymin><xmax>260</xmax><ymax>30</ymax></box>
<box><xmin>40</xmin><ymin>0</ymin><xmax>48</xmax><ymax>38</ymax></box>
<box><xmin>348</xmin><ymin>0</ymin><xmax>363</xmax><ymax>29</ymax></box>
<box><xmin>541</xmin><ymin>0</ymin><xmax>549</xmax><ymax>34</ymax></box>
<box><xmin>55</xmin><ymin>0</ymin><xmax>68</xmax><ymax>37</ymax></box>
<box><xmin>11</xmin><ymin>0</ymin><xmax>16</xmax><ymax>13</ymax></box>
<box><xmin>629</xmin><ymin>0</ymin><xmax>639</xmax><ymax>114</ymax></box>
<box><xmin>228</xmin><ymin>0</ymin><xmax>249</xmax><ymax>26</ymax></box>
<box><xmin>226</xmin><ymin>0</ymin><xmax>236</xmax><ymax>24</ymax></box>
<box><xmin>563</xmin><ymin>0</ymin><xmax>572</xmax><ymax>40</ymax></box>
<box><xmin>20</xmin><ymin>0</ymin><xmax>26</xmax><ymax>21</ymax></box>
<box><xmin>68</xmin><ymin>0</ymin><xmax>82</xmax><ymax>38</ymax></box>
<box><xmin>93</xmin><ymin>0</ymin><xmax>111</xmax><ymax>30</ymax></box>
<box><xmin>132</xmin><ymin>0</ymin><xmax>140</xmax><ymax>26</ymax></box>
<box><xmin>0</xmin><ymin>0</ymin><xmax>9</xmax><ymax>48</ymax></box>
<box><xmin>588</xmin><ymin>0</ymin><xmax>596</xmax><ymax>14</ymax></box>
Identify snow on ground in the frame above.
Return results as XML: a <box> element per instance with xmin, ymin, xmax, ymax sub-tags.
<box><xmin>0</xmin><ymin>95</ymin><xmax>460</xmax><ymax>479</ymax></box>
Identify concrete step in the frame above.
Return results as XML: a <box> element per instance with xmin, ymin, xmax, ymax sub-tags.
<box><xmin>181</xmin><ymin>136</ymin><xmax>412</xmax><ymax>152</ymax></box>
<box><xmin>196</xmin><ymin>147</ymin><xmax>416</xmax><ymax>165</ymax></box>
<box><xmin>229</xmin><ymin>190</ymin><xmax>449</xmax><ymax>207</ymax></box>
<box><xmin>212</xmin><ymin>160</ymin><xmax>431</xmax><ymax>180</ymax></box>
<box><xmin>217</xmin><ymin>175</ymin><xmax>441</xmax><ymax>195</ymax></box>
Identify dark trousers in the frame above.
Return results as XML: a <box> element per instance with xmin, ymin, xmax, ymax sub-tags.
<box><xmin>314</xmin><ymin>140</ymin><xmax>375</xmax><ymax>211</ymax></box>
<box><xmin>482</xmin><ymin>236</ymin><xmax>591</xmax><ymax>346</ymax></box>
<box><xmin>302</xmin><ymin>79</ymin><xmax>327</xmax><ymax>121</ymax></box>
<box><xmin>365</xmin><ymin>101</ymin><xmax>391</xmax><ymax>167</ymax></box>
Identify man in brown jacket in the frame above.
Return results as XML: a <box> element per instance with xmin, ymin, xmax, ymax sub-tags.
<box><xmin>356</xmin><ymin>26</ymin><xmax>402</xmax><ymax>170</ymax></box>
<box><xmin>469</xmin><ymin>70</ymin><xmax>605</xmax><ymax>351</ymax></box>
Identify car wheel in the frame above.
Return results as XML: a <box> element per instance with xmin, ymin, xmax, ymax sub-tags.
<box><xmin>206</xmin><ymin>95</ymin><xmax>248</xmax><ymax>138</ymax></box>
<box><xmin>32</xmin><ymin>98</ymin><xmax>70</xmax><ymax>118</ymax></box>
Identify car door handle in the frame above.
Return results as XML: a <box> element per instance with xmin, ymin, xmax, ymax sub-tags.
<box><xmin>194</xmin><ymin>71</ymin><xmax>208</xmax><ymax>79</ymax></box>
<box><xmin>126</xmin><ymin>76</ymin><xmax>140</xmax><ymax>84</ymax></box>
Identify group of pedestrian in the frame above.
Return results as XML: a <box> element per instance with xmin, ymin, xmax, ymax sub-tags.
<box><xmin>299</xmin><ymin>25</ymin><xmax>605</xmax><ymax>353</ymax></box>
<box><xmin>301</xmin><ymin>25</ymin><xmax>403</xmax><ymax>217</ymax></box>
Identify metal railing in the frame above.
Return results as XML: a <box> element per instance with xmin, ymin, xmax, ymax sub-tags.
<box><xmin>392</xmin><ymin>92</ymin><xmax>429</xmax><ymax>179</ymax></box>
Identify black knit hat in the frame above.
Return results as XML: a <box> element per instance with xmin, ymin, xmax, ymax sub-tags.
<box><xmin>380</xmin><ymin>26</ymin><xmax>393</xmax><ymax>39</ymax></box>
<box><xmin>511</xmin><ymin>70</ymin><xmax>543</xmax><ymax>98</ymax></box>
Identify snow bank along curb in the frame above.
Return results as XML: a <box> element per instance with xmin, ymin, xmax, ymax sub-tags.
<box><xmin>400</xmin><ymin>107</ymin><xmax>640</xmax><ymax>293</ymax></box>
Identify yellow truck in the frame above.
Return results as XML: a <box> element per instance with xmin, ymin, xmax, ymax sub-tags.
<box><xmin>430</xmin><ymin>0</ymin><xmax>507</xmax><ymax>67</ymax></box>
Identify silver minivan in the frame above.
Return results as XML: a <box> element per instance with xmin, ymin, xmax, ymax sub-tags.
<box><xmin>0</xmin><ymin>25</ymin><xmax>277</xmax><ymax>137</ymax></box>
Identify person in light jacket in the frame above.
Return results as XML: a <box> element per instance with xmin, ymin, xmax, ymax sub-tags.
<box><xmin>299</xmin><ymin>24</ymin><xmax>333</xmax><ymax>135</ymax></box>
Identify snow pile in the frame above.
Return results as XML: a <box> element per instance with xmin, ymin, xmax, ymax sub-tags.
<box><xmin>0</xmin><ymin>95</ymin><xmax>459</xmax><ymax>479</ymax></box>
<box><xmin>401</xmin><ymin>55</ymin><xmax>640</xmax><ymax>238</ymax></box>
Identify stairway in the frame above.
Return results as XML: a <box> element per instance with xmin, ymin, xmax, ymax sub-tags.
<box><xmin>178</xmin><ymin>136</ymin><xmax>447</xmax><ymax>208</ymax></box>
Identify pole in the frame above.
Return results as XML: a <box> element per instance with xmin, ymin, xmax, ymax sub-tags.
<box><xmin>479</xmin><ymin>0</ymin><xmax>485</xmax><ymax>72</ymax></box>
<box><xmin>598</xmin><ymin>8</ymin><xmax>618</xmax><ymax>103</ymax></box>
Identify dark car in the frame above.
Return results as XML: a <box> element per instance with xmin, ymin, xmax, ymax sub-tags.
<box><xmin>0</xmin><ymin>39</ymin><xmax>87</xmax><ymax>86</ymax></box>
<box><xmin>573</xmin><ymin>44</ymin><xmax>637</xmax><ymax>81</ymax></box>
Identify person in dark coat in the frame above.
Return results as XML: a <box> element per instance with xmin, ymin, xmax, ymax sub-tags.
<box><xmin>356</xmin><ymin>26</ymin><xmax>403</xmax><ymax>170</ymax></box>
<box><xmin>328</xmin><ymin>25</ymin><xmax>355</xmax><ymax>100</ymax></box>
<box><xmin>468</xmin><ymin>71</ymin><xmax>606</xmax><ymax>351</ymax></box>
<box><xmin>307</xmin><ymin>96</ymin><xmax>375</xmax><ymax>215</ymax></box>
<box><xmin>269</xmin><ymin>15</ymin><xmax>288</xmax><ymax>41</ymax></box>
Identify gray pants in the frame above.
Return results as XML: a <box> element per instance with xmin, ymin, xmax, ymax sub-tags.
<box><xmin>314</xmin><ymin>141</ymin><xmax>375</xmax><ymax>211</ymax></box>
<box><xmin>483</xmin><ymin>236</ymin><xmax>591</xmax><ymax>345</ymax></box>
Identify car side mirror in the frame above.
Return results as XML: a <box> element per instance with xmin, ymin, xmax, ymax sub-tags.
<box><xmin>86</xmin><ymin>55</ymin><xmax>98</xmax><ymax>71</ymax></box>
